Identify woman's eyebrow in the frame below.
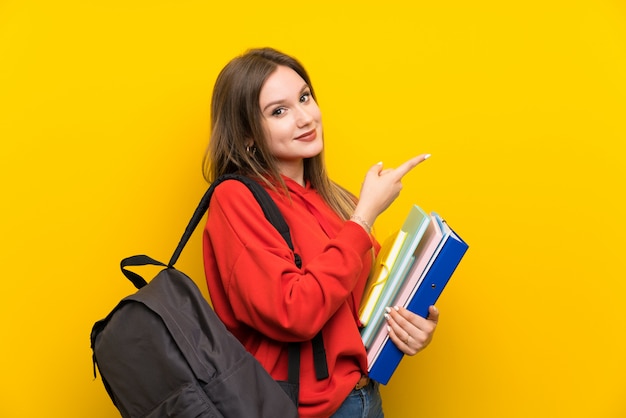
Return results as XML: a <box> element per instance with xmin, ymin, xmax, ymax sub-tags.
<box><xmin>262</xmin><ymin>84</ymin><xmax>310</xmax><ymax>112</ymax></box>
<box><xmin>262</xmin><ymin>98</ymin><xmax>284</xmax><ymax>112</ymax></box>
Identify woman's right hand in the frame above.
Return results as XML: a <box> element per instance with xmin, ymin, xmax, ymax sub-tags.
<box><xmin>351</xmin><ymin>154</ymin><xmax>430</xmax><ymax>229</ymax></box>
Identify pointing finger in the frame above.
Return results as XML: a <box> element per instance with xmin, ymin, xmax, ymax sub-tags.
<box><xmin>393</xmin><ymin>153</ymin><xmax>431</xmax><ymax>178</ymax></box>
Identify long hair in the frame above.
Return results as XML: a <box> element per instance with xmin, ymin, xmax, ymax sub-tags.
<box><xmin>202</xmin><ymin>47</ymin><xmax>357</xmax><ymax>220</ymax></box>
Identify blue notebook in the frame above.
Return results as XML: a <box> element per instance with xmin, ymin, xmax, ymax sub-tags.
<box><xmin>365</xmin><ymin>213</ymin><xmax>444</xmax><ymax>365</ymax></box>
<box><xmin>367</xmin><ymin>219</ymin><xmax>468</xmax><ymax>384</ymax></box>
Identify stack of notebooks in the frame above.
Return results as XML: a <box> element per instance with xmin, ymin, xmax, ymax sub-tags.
<box><xmin>360</xmin><ymin>205</ymin><xmax>468</xmax><ymax>385</ymax></box>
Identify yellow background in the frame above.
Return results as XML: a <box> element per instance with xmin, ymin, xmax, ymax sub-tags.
<box><xmin>1</xmin><ymin>0</ymin><xmax>625</xmax><ymax>417</ymax></box>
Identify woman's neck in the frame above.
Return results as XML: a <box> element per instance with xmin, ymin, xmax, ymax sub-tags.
<box><xmin>278</xmin><ymin>161</ymin><xmax>305</xmax><ymax>187</ymax></box>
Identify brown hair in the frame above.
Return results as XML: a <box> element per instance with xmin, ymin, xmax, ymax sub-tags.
<box><xmin>202</xmin><ymin>47</ymin><xmax>356</xmax><ymax>220</ymax></box>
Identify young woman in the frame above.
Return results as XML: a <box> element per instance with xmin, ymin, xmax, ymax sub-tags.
<box><xmin>202</xmin><ymin>47</ymin><xmax>439</xmax><ymax>418</ymax></box>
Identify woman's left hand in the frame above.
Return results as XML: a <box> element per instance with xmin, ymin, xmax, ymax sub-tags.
<box><xmin>385</xmin><ymin>305</ymin><xmax>439</xmax><ymax>356</ymax></box>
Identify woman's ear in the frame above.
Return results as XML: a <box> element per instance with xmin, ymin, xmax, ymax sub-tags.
<box><xmin>245</xmin><ymin>140</ymin><xmax>257</xmax><ymax>154</ymax></box>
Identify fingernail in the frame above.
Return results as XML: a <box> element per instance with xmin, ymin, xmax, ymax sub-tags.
<box><xmin>384</xmin><ymin>313</ymin><xmax>390</xmax><ymax>321</ymax></box>
<box><xmin>424</xmin><ymin>154</ymin><xmax>431</xmax><ymax>160</ymax></box>
<box><xmin>393</xmin><ymin>306</ymin><xmax>400</xmax><ymax>311</ymax></box>
<box><xmin>386</xmin><ymin>325</ymin><xmax>391</xmax><ymax>333</ymax></box>
<box><xmin>377</xmin><ymin>161</ymin><xmax>383</xmax><ymax>165</ymax></box>
<box><xmin>384</xmin><ymin>307</ymin><xmax>391</xmax><ymax>314</ymax></box>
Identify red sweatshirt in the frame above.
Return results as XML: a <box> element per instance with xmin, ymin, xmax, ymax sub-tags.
<box><xmin>202</xmin><ymin>176</ymin><xmax>379</xmax><ymax>417</ymax></box>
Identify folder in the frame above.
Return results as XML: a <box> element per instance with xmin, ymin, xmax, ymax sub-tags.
<box><xmin>364</xmin><ymin>213</ymin><xmax>444</xmax><ymax>363</ymax></box>
<box><xmin>367</xmin><ymin>219</ymin><xmax>468</xmax><ymax>385</ymax></box>
<box><xmin>359</xmin><ymin>205</ymin><xmax>430</xmax><ymax>348</ymax></box>
<box><xmin>359</xmin><ymin>230</ymin><xmax>408</xmax><ymax>326</ymax></box>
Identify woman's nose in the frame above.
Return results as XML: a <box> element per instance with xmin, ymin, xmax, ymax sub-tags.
<box><xmin>295</xmin><ymin>105</ymin><xmax>314</xmax><ymax>127</ymax></box>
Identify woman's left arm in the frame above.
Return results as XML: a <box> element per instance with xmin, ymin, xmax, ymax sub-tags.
<box><xmin>384</xmin><ymin>305</ymin><xmax>439</xmax><ymax>356</ymax></box>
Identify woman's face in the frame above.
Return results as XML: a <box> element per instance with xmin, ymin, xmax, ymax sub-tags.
<box><xmin>258</xmin><ymin>65</ymin><xmax>323</xmax><ymax>180</ymax></box>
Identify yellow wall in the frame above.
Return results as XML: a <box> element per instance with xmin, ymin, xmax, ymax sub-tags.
<box><xmin>1</xmin><ymin>1</ymin><xmax>625</xmax><ymax>417</ymax></box>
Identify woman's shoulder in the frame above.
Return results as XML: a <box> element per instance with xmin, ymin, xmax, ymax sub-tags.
<box><xmin>211</xmin><ymin>177</ymin><xmax>259</xmax><ymax>205</ymax></box>
<box><xmin>210</xmin><ymin>177</ymin><xmax>283</xmax><ymax>215</ymax></box>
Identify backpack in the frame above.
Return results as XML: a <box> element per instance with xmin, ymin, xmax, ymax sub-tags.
<box><xmin>90</xmin><ymin>174</ymin><xmax>319</xmax><ymax>418</ymax></box>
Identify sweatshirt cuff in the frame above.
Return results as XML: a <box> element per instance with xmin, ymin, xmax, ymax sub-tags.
<box><xmin>342</xmin><ymin>220</ymin><xmax>374</xmax><ymax>255</ymax></box>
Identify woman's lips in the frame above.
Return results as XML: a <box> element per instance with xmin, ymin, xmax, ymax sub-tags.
<box><xmin>295</xmin><ymin>129</ymin><xmax>317</xmax><ymax>142</ymax></box>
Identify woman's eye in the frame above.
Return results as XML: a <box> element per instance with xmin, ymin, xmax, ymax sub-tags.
<box><xmin>272</xmin><ymin>107</ymin><xmax>285</xmax><ymax>116</ymax></box>
<box><xmin>300</xmin><ymin>92</ymin><xmax>311</xmax><ymax>103</ymax></box>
